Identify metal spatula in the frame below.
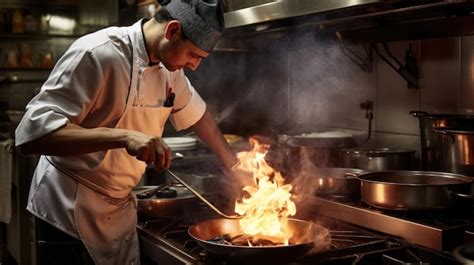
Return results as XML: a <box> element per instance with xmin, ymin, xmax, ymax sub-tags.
<box><xmin>164</xmin><ymin>168</ymin><xmax>242</xmax><ymax>219</ymax></box>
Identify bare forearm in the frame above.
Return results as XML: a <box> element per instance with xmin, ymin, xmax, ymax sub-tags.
<box><xmin>192</xmin><ymin>110</ymin><xmax>237</xmax><ymax>171</ymax></box>
<box><xmin>19</xmin><ymin>123</ymin><xmax>128</xmax><ymax>156</ymax></box>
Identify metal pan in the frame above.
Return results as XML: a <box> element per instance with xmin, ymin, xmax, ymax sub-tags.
<box><xmin>357</xmin><ymin>171</ymin><xmax>473</xmax><ymax>210</ymax></box>
<box><xmin>310</xmin><ymin>167</ymin><xmax>366</xmax><ymax>199</ymax></box>
<box><xmin>188</xmin><ymin>218</ymin><xmax>316</xmax><ymax>263</ymax></box>
<box><xmin>135</xmin><ymin>184</ymin><xmax>199</xmax><ymax>218</ymax></box>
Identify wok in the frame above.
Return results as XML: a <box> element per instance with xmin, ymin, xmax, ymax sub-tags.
<box><xmin>188</xmin><ymin>218</ymin><xmax>317</xmax><ymax>263</ymax></box>
<box><xmin>357</xmin><ymin>171</ymin><xmax>473</xmax><ymax>210</ymax></box>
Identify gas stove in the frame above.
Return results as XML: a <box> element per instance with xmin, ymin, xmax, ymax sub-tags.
<box><xmin>137</xmin><ymin>197</ymin><xmax>465</xmax><ymax>265</ymax></box>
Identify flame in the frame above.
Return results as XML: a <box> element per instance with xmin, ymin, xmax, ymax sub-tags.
<box><xmin>234</xmin><ymin>137</ymin><xmax>296</xmax><ymax>245</ymax></box>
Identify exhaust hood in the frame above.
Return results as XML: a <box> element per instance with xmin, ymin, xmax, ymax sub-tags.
<box><xmin>223</xmin><ymin>0</ymin><xmax>474</xmax><ymax>34</ymax></box>
<box><xmin>223</xmin><ymin>0</ymin><xmax>381</xmax><ymax>28</ymax></box>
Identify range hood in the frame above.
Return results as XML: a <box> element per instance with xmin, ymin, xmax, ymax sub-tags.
<box><xmin>223</xmin><ymin>0</ymin><xmax>474</xmax><ymax>34</ymax></box>
<box><xmin>223</xmin><ymin>0</ymin><xmax>381</xmax><ymax>28</ymax></box>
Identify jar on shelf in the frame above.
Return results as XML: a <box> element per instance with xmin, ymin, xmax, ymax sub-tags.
<box><xmin>11</xmin><ymin>9</ymin><xmax>24</xmax><ymax>33</ymax></box>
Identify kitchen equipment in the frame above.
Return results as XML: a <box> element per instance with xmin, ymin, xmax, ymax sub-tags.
<box><xmin>411</xmin><ymin>111</ymin><xmax>474</xmax><ymax>171</ymax></box>
<box><xmin>136</xmin><ymin>184</ymin><xmax>199</xmax><ymax>219</ymax></box>
<box><xmin>188</xmin><ymin>218</ymin><xmax>316</xmax><ymax>263</ymax></box>
<box><xmin>434</xmin><ymin>127</ymin><xmax>474</xmax><ymax>177</ymax></box>
<box><xmin>357</xmin><ymin>171</ymin><xmax>473</xmax><ymax>210</ymax></box>
<box><xmin>305</xmin><ymin>167</ymin><xmax>366</xmax><ymax>199</ymax></box>
<box><xmin>163</xmin><ymin>137</ymin><xmax>197</xmax><ymax>151</ymax></box>
<box><xmin>271</xmin><ymin>131</ymin><xmax>357</xmax><ymax>174</ymax></box>
<box><xmin>339</xmin><ymin>148</ymin><xmax>415</xmax><ymax>171</ymax></box>
<box><xmin>165</xmin><ymin>168</ymin><xmax>242</xmax><ymax>219</ymax></box>
<box><xmin>454</xmin><ymin>244</ymin><xmax>474</xmax><ymax>265</ymax></box>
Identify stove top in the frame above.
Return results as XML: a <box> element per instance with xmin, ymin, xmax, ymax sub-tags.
<box><xmin>137</xmin><ymin>203</ymin><xmax>462</xmax><ymax>265</ymax></box>
<box><xmin>309</xmin><ymin>196</ymin><xmax>474</xmax><ymax>252</ymax></box>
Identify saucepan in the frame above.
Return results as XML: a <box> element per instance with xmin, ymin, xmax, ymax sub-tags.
<box><xmin>135</xmin><ymin>183</ymin><xmax>199</xmax><ymax>218</ymax></box>
<box><xmin>308</xmin><ymin>167</ymin><xmax>367</xmax><ymax>199</ymax></box>
<box><xmin>188</xmin><ymin>218</ymin><xmax>319</xmax><ymax>264</ymax></box>
<box><xmin>357</xmin><ymin>171</ymin><xmax>474</xmax><ymax>210</ymax></box>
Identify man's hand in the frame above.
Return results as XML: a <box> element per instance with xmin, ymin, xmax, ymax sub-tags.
<box><xmin>124</xmin><ymin>130</ymin><xmax>171</xmax><ymax>170</ymax></box>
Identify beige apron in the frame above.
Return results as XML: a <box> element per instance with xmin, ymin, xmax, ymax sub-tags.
<box><xmin>47</xmin><ymin>40</ymin><xmax>171</xmax><ymax>264</ymax></box>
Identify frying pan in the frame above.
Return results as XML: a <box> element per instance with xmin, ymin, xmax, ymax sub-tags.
<box><xmin>188</xmin><ymin>218</ymin><xmax>318</xmax><ymax>263</ymax></box>
<box><xmin>357</xmin><ymin>171</ymin><xmax>473</xmax><ymax>210</ymax></box>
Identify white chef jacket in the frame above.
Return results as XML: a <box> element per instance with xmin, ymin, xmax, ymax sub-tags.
<box><xmin>15</xmin><ymin>19</ymin><xmax>206</xmax><ymax>238</ymax></box>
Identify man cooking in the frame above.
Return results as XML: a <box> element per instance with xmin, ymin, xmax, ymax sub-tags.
<box><xmin>14</xmin><ymin>0</ymin><xmax>237</xmax><ymax>264</ymax></box>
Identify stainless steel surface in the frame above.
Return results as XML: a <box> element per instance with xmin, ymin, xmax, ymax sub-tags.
<box><xmin>165</xmin><ymin>169</ymin><xmax>242</xmax><ymax>219</ymax></box>
<box><xmin>435</xmin><ymin>128</ymin><xmax>474</xmax><ymax>177</ymax></box>
<box><xmin>188</xmin><ymin>218</ymin><xmax>314</xmax><ymax>262</ymax></box>
<box><xmin>310</xmin><ymin>196</ymin><xmax>474</xmax><ymax>251</ymax></box>
<box><xmin>223</xmin><ymin>0</ymin><xmax>471</xmax><ymax>31</ymax></box>
<box><xmin>223</xmin><ymin>0</ymin><xmax>380</xmax><ymax>28</ymax></box>
<box><xmin>411</xmin><ymin>111</ymin><xmax>474</xmax><ymax>171</ymax></box>
<box><xmin>339</xmin><ymin>148</ymin><xmax>415</xmax><ymax>171</ymax></box>
<box><xmin>357</xmin><ymin>171</ymin><xmax>473</xmax><ymax>210</ymax></box>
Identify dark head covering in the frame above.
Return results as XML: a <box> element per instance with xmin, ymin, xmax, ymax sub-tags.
<box><xmin>159</xmin><ymin>0</ymin><xmax>225</xmax><ymax>53</ymax></box>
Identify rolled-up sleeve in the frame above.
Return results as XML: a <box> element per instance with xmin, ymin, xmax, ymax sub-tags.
<box><xmin>169</xmin><ymin>71</ymin><xmax>206</xmax><ymax>131</ymax></box>
<box><xmin>15</xmin><ymin>47</ymin><xmax>104</xmax><ymax>146</ymax></box>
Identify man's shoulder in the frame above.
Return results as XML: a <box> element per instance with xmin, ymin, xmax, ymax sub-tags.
<box><xmin>73</xmin><ymin>26</ymin><xmax>131</xmax><ymax>55</ymax></box>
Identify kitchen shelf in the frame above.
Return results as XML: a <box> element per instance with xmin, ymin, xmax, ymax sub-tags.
<box><xmin>0</xmin><ymin>33</ymin><xmax>82</xmax><ymax>39</ymax></box>
<box><xmin>0</xmin><ymin>67</ymin><xmax>52</xmax><ymax>71</ymax></box>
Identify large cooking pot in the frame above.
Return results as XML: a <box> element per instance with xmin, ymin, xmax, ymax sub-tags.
<box><xmin>357</xmin><ymin>171</ymin><xmax>473</xmax><ymax>210</ymax></box>
<box><xmin>434</xmin><ymin>127</ymin><xmax>474</xmax><ymax>178</ymax></box>
<box><xmin>411</xmin><ymin>111</ymin><xmax>474</xmax><ymax>171</ymax></box>
<box><xmin>135</xmin><ymin>184</ymin><xmax>199</xmax><ymax>218</ymax></box>
<box><xmin>269</xmin><ymin>131</ymin><xmax>357</xmax><ymax>175</ymax></box>
<box><xmin>339</xmin><ymin>148</ymin><xmax>415</xmax><ymax>171</ymax></box>
<box><xmin>188</xmin><ymin>218</ymin><xmax>320</xmax><ymax>264</ymax></box>
<box><xmin>303</xmin><ymin>167</ymin><xmax>366</xmax><ymax>199</ymax></box>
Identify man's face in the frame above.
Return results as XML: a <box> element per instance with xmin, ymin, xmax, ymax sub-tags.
<box><xmin>158</xmin><ymin>22</ymin><xmax>209</xmax><ymax>72</ymax></box>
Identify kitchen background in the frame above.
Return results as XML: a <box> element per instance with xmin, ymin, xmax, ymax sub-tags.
<box><xmin>1</xmin><ymin>0</ymin><xmax>474</xmax><ymax>264</ymax></box>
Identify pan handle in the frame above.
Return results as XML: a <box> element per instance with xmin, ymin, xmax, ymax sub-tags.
<box><xmin>449</xmin><ymin>190</ymin><xmax>474</xmax><ymax>204</ymax></box>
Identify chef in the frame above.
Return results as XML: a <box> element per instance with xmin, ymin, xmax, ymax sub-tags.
<box><xmin>14</xmin><ymin>0</ymin><xmax>237</xmax><ymax>264</ymax></box>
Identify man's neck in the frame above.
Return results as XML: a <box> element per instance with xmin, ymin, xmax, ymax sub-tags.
<box><xmin>142</xmin><ymin>19</ymin><xmax>163</xmax><ymax>65</ymax></box>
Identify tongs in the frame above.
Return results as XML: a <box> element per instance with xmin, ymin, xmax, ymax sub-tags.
<box><xmin>164</xmin><ymin>168</ymin><xmax>243</xmax><ymax>220</ymax></box>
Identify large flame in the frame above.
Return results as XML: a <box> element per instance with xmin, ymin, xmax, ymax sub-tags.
<box><xmin>234</xmin><ymin>137</ymin><xmax>296</xmax><ymax>245</ymax></box>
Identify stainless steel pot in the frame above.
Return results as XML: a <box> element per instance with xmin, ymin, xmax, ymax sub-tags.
<box><xmin>411</xmin><ymin>111</ymin><xmax>474</xmax><ymax>171</ymax></box>
<box><xmin>269</xmin><ymin>132</ymin><xmax>357</xmax><ymax>174</ymax></box>
<box><xmin>188</xmin><ymin>218</ymin><xmax>317</xmax><ymax>264</ymax></box>
<box><xmin>307</xmin><ymin>167</ymin><xmax>366</xmax><ymax>199</ymax></box>
<box><xmin>357</xmin><ymin>171</ymin><xmax>473</xmax><ymax>210</ymax></box>
<box><xmin>135</xmin><ymin>184</ymin><xmax>199</xmax><ymax>218</ymax></box>
<box><xmin>339</xmin><ymin>148</ymin><xmax>415</xmax><ymax>171</ymax></box>
<box><xmin>434</xmin><ymin>127</ymin><xmax>474</xmax><ymax>178</ymax></box>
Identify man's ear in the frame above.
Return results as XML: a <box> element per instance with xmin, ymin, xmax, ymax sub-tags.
<box><xmin>164</xmin><ymin>20</ymin><xmax>182</xmax><ymax>41</ymax></box>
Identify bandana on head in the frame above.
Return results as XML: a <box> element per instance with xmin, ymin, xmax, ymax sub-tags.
<box><xmin>160</xmin><ymin>0</ymin><xmax>225</xmax><ymax>52</ymax></box>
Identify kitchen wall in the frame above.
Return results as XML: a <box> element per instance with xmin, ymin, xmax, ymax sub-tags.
<box><xmin>186</xmin><ymin>31</ymin><xmax>474</xmax><ymax>161</ymax></box>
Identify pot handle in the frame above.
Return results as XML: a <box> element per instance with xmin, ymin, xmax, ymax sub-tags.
<box><xmin>449</xmin><ymin>190</ymin><xmax>474</xmax><ymax>204</ymax></box>
<box><xmin>433</xmin><ymin>127</ymin><xmax>455</xmax><ymax>143</ymax></box>
<box><xmin>344</xmin><ymin>172</ymin><xmax>359</xmax><ymax>179</ymax></box>
<box><xmin>410</xmin><ymin>111</ymin><xmax>428</xmax><ymax>117</ymax></box>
